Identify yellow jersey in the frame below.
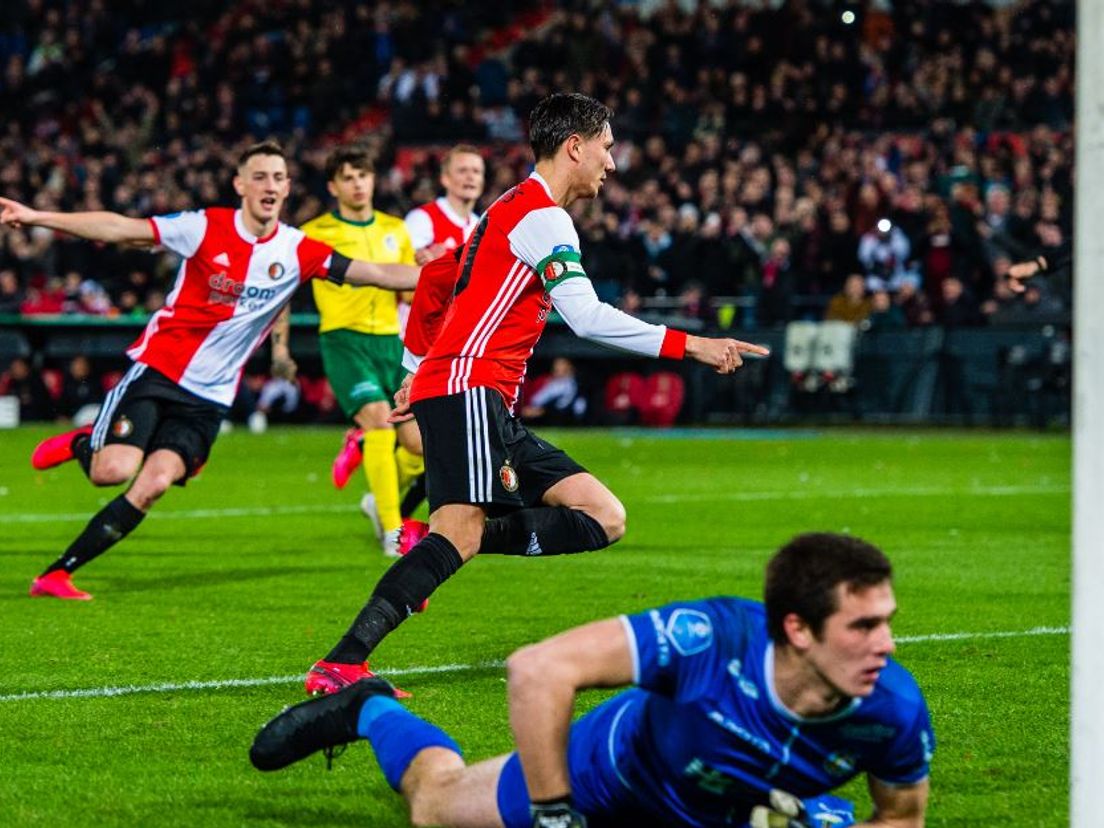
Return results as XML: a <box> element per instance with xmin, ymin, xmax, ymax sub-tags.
<box><xmin>301</xmin><ymin>210</ymin><xmax>417</xmax><ymax>335</ymax></box>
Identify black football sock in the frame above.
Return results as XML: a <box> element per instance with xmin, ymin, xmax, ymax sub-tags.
<box><xmin>43</xmin><ymin>494</ymin><xmax>146</xmax><ymax>575</ymax></box>
<box><xmin>325</xmin><ymin>533</ymin><xmax>464</xmax><ymax>664</ymax></box>
<box><xmin>73</xmin><ymin>432</ymin><xmax>94</xmax><ymax>478</ymax></box>
<box><xmin>400</xmin><ymin>474</ymin><xmax>427</xmax><ymax>519</ymax></box>
<box><xmin>479</xmin><ymin>507</ymin><xmax>611</xmax><ymax>557</ymax></box>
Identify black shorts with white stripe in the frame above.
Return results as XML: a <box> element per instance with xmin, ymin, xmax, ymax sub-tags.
<box><xmin>91</xmin><ymin>362</ymin><xmax>227</xmax><ymax>484</ymax></box>
<box><xmin>411</xmin><ymin>386</ymin><xmax>586</xmax><ymax>514</ymax></box>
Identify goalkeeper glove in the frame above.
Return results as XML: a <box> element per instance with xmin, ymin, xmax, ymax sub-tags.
<box><xmin>750</xmin><ymin>788</ymin><xmax>854</xmax><ymax>828</ymax></box>
<box><xmin>530</xmin><ymin>795</ymin><xmax>588</xmax><ymax>828</ymax></box>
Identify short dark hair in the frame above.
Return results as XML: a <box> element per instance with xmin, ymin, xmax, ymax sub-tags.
<box><xmin>238</xmin><ymin>140</ymin><xmax>286</xmax><ymax>169</ymax></box>
<box><xmin>528</xmin><ymin>93</ymin><xmax>613</xmax><ymax>162</ymax></box>
<box><xmin>324</xmin><ymin>145</ymin><xmax>374</xmax><ymax>181</ymax></box>
<box><xmin>764</xmin><ymin>533</ymin><xmax>892</xmax><ymax>644</ymax></box>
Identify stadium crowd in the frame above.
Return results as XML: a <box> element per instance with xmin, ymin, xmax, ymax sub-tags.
<box><xmin>0</xmin><ymin>0</ymin><xmax>1075</xmax><ymax>417</ymax></box>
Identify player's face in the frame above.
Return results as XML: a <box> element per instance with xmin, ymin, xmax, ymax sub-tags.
<box><xmin>234</xmin><ymin>154</ymin><xmax>290</xmax><ymax>228</ymax></box>
<box><xmin>576</xmin><ymin>124</ymin><xmax>616</xmax><ymax>199</ymax></box>
<box><xmin>328</xmin><ymin>164</ymin><xmax>375</xmax><ymax>212</ymax></box>
<box><xmin>807</xmin><ymin>581</ymin><xmax>897</xmax><ymax>699</ymax></box>
<box><xmin>442</xmin><ymin>153</ymin><xmax>485</xmax><ymax>203</ymax></box>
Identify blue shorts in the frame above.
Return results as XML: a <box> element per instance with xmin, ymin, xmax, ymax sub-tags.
<box><xmin>495</xmin><ymin>689</ymin><xmax>855</xmax><ymax>828</ymax></box>
<box><xmin>496</xmin><ymin>692</ymin><xmax>661</xmax><ymax>828</ymax></box>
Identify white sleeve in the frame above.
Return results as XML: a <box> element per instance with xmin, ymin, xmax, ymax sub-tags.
<box><xmin>507</xmin><ymin>207</ymin><xmax>586</xmax><ymax>288</ymax></box>
<box><xmin>150</xmin><ymin>210</ymin><xmax>208</xmax><ymax>259</ymax></box>
<box><xmin>402</xmin><ymin>346</ymin><xmax>422</xmax><ymax>374</ymax></box>
<box><xmin>404</xmin><ymin>208</ymin><xmax>435</xmax><ymax>250</ymax></box>
<box><xmin>550</xmin><ymin>277</ymin><xmax>668</xmax><ymax>357</ymax></box>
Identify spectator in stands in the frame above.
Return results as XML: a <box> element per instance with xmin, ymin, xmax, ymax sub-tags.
<box><xmin>894</xmin><ymin>279</ymin><xmax>934</xmax><ymax>327</ymax></box>
<box><xmin>757</xmin><ymin>237</ymin><xmax>795</xmax><ymax>327</ymax></box>
<box><xmin>0</xmin><ymin>269</ymin><xmax>23</xmax><ymax>314</ymax></box>
<box><xmin>0</xmin><ymin>356</ymin><xmax>54</xmax><ymax>421</ymax></box>
<box><xmin>824</xmin><ymin>274</ymin><xmax>872</xmax><ymax>325</ymax></box>
<box><xmin>937</xmin><ymin>277</ymin><xmax>982</xmax><ymax>328</ymax></box>
<box><xmin>858</xmin><ymin>218</ymin><xmax>914</xmax><ymax>291</ymax></box>
<box><xmin>520</xmin><ymin>358</ymin><xmax>587</xmax><ymax>426</ymax></box>
<box><xmin>865</xmin><ymin>289</ymin><xmax>906</xmax><ymax>333</ymax></box>
<box><xmin>57</xmin><ymin>355</ymin><xmax>103</xmax><ymax>420</ymax></box>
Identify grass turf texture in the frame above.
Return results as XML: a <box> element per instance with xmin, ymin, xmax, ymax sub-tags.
<box><xmin>0</xmin><ymin>426</ymin><xmax>1068</xmax><ymax>827</ymax></box>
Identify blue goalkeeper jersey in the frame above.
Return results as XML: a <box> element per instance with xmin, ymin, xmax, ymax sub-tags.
<box><xmin>570</xmin><ymin>597</ymin><xmax>934</xmax><ymax>827</ymax></box>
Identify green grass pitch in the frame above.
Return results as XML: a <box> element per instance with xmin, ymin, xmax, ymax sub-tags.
<box><xmin>0</xmin><ymin>426</ymin><xmax>1069</xmax><ymax>826</ymax></box>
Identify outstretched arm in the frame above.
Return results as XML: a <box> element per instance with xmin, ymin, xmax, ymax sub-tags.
<box><xmin>342</xmin><ymin>258</ymin><xmax>420</xmax><ymax>291</ymax></box>
<box><xmin>507</xmin><ymin>618</ymin><xmax>633</xmax><ymax>803</ymax></box>
<box><xmin>0</xmin><ymin>196</ymin><xmax>154</xmax><ymax>245</ymax></box>
<box><xmin>551</xmin><ymin>277</ymin><xmax>769</xmax><ymax>373</ymax></box>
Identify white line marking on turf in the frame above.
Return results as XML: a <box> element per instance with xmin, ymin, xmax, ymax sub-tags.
<box><xmin>643</xmin><ymin>484</ymin><xmax>1069</xmax><ymax>504</ymax></box>
<box><xmin>3</xmin><ymin>484</ymin><xmax>1070</xmax><ymax>524</ymax></box>
<box><xmin>896</xmin><ymin>625</ymin><xmax>1069</xmax><ymax>644</ymax></box>
<box><xmin>0</xmin><ymin>660</ymin><xmax>504</xmax><ymax>703</ymax></box>
<box><xmin>0</xmin><ymin>627</ymin><xmax>1069</xmax><ymax>703</ymax></box>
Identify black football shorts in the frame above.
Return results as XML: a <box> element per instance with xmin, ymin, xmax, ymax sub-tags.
<box><xmin>90</xmin><ymin>362</ymin><xmax>227</xmax><ymax>484</ymax></box>
<box><xmin>411</xmin><ymin>386</ymin><xmax>586</xmax><ymax>513</ymax></box>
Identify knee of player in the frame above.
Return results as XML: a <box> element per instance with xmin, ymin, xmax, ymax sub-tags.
<box><xmin>89</xmin><ymin>458</ymin><xmax>137</xmax><ymax>486</ymax></box>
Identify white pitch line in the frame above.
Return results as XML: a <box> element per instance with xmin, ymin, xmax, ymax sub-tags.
<box><xmin>896</xmin><ymin>625</ymin><xmax>1069</xmax><ymax>643</ymax></box>
<box><xmin>0</xmin><ymin>660</ymin><xmax>504</xmax><ymax>703</ymax></box>
<box><xmin>1</xmin><ymin>484</ymin><xmax>1070</xmax><ymax>524</ymax></box>
<box><xmin>0</xmin><ymin>627</ymin><xmax>1069</xmax><ymax>704</ymax></box>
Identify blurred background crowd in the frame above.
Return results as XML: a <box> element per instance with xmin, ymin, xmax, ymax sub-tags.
<box><xmin>0</xmin><ymin>0</ymin><xmax>1075</xmax><ymax>424</ymax></box>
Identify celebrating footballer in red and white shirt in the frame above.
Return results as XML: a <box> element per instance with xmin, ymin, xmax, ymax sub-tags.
<box><xmin>303</xmin><ymin>94</ymin><xmax>770</xmax><ymax>698</ymax></box>
<box><xmin>2</xmin><ymin>140</ymin><xmax>418</xmax><ymax>602</ymax></box>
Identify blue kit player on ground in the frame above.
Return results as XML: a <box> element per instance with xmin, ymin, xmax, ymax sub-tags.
<box><xmin>250</xmin><ymin>532</ymin><xmax>933</xmax><ymax>828</ymax></box>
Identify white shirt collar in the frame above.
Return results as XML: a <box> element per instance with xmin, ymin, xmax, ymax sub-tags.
<box><xmin>529</xmin><ymin>170</ymin><xmax>554</xmax><ymax>199</ymax></box>
<box><xmin>763</xmin><ymin>643</ymin><xmax>862</xmax><ymax>724</ymax></box>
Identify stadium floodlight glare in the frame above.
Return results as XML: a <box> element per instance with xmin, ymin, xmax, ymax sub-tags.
<box><xmin>876</xmin><ymin>218</ymin><xmax>892</xmax><ymax>233</ymax></box>
<box><xmin>841</xmin><ymin>10</ymin><xmax>856</xmax><ymax>25</ymax></box>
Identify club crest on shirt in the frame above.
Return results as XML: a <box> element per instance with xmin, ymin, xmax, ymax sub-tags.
<box><xmin>499</xmin><ymin>461</ymin><xmax>519</xmax><ymax>492</ymax></box>
<box><xmin>112</xmin><ymin>416</ymin><xmax>134</xmax><ymax>438</ymax></box>
<box><xmin>666</xmin><ymin>609</ymin><xmax>714</xmax><ymax>656</ymax></box>
<box><xmin>384</xmin><ymin>234</ymin><xmax>399</xmax><ymax>252</ymax></box>
<box><xmin>267</xmin><ymin>262</ymin><xmax>285</xmax><ymax>280</ymax></box>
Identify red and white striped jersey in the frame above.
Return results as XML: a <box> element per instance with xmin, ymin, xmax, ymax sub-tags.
<box><xmin>410</xmin><ymin>173</ymin><xmax>685</xmax><ymax>410</ymax></box>
<box><xmin>404</xmin><ymin>197</ymin><xmax>479</xmax><ymax>252</ymax></box>
<box><xmin>127</xmin><ymin>207</ymin><xmax>337</xmax><ymax>406</ymax></box>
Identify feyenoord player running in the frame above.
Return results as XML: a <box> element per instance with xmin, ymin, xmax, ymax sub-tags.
<box><xmin>2</xmin><ymin>141</ymin><xmax>418</xmax><ymax>600</ymax></box>
<box><xmin>330</xmin><ymin>144</ymin><xmax>487</xmax><ymax>551</ymax></box>
<box><xmin>303</xmin><ymin>94</ymin><xmax>770</xmax><ymax>695</ymax></box>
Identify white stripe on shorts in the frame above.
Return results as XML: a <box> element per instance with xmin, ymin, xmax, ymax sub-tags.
<box><xmin>91</xmin><ymin>363</ymin><xmax>147</xmax><ymax>450</ymax></box>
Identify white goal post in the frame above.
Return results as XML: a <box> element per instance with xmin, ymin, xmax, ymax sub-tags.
<box><xmin>1072</xmin><ymin>1</ymin><xmax>1103</xmax><ymax>823</ymax></box>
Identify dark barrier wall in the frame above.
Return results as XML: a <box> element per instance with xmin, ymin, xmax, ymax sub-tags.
<box><xmin>0</xmin><ymin>315</ymin><xmax>1071</xmax><ymax>428</ymax></box>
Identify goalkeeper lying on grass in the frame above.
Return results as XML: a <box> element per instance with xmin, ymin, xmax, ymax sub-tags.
<box><xmin>251</xmin><ymin>532</ymin><xmax>931</xmax><ymax>828</ymax></box>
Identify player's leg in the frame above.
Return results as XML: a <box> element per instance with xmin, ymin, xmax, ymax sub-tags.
<box><xmin>250</xmin><ymin>679</ymin><xmax>506</xmax><ymax>827</ymax></box>
<box><xmin>354</xmin><ymin>399</ymin><xmax>404</xmax><ymax>554</ymax></box>
<box><xmin>477</xmin><ymin>421</ymin><xmax>624</xmax><ymax>557</ymax></box>
<box><xmin>308</xmin><ymin>389</ymin><xmax>518</xmax><ymax>693</ymax></box>
<box><xmin>396</xmin><ymin>417</ymin><xmax>428</xmax><ymax>536</ymax></box>
<box><xmin>29</xmin><ymin>385</ymin><xmax>159</xmax><ymax>599</ymax></box>
<box><xmin>323</xmin><ymin>330</ymin><xmax>406</xmax><ymax>554</ymax></box>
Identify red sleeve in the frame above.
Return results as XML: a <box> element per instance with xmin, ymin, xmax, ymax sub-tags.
<box><xmin>147</xmin><ymin>217</ymin><xmax>161</xmax><ymax>245</ymax></box>
<box><xmin>405</xmin><ymin>252</ymin><xmax>460</xmax><ymax>356</ymax></box>
<box><xmin>296</xmin><ymin>236</ymin><xmax>336</xmax><ymax>283</ymax></box>
<box><xmin>659</xmin><ymin>328</ymin><xmax>688</xmax><ymax>359</ymax></box>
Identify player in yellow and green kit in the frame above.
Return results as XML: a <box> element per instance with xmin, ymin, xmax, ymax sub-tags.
<box><xmin>287</xmin><ymin>145</ymin><xmax>424</xmax><ymax>557</ymax></box>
